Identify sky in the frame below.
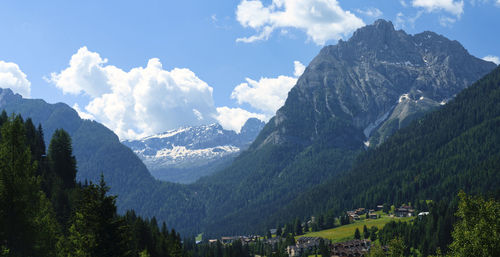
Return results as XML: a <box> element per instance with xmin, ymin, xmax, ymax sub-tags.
<box><xmin>0</xmin><ymin>0</ymin><xmax>498</xmax><ymax>140</ymax></box>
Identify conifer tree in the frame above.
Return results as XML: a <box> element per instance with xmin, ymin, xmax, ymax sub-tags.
<box><xmin>63</xmin><ymin>175</ymin><xmax>133</xmax><ymax>257</ymax></box>
<box><xmin>363</xmin><ymin>225</ymin><xmax>370</xmax><ymax>239</ymax></box>
<box><xmin>354</xmin><ymin>228</ymin><xmax>361</xmax><ymax>239</ymax></box>
<box><xmin>48</xmin><ymin>129</ymin><xmax>77</xmax><ymax>189</ymax></box>
<box><xmin>47</xmin><ymin>129</ymin><xmax>78</xmax><ymax>226</ymax></box>
<box><xmin>0</xmin><ymin>115</ymin><xmax>59</xmax><ymax>256</ymax></box>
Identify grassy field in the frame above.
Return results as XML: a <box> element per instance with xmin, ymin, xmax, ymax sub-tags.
<box><xmin>297</xmin><ymin>213</ymin><xmax>414</xmax><ymax>243</ymax></box>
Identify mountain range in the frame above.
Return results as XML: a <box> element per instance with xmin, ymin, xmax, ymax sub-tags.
<box><xmin>123</xmin><ymin>119</ymin><xmax>264</xmax><ymax>183</ymax></box>
<box><xmin>194</xmin><ymin>19</ymin><xmax>496</xmax><ymax>235</ymax></box>
<box><xmin>0</xmin><ymin>19</ymin><xmax>497</xmax><ymax>236</ymax></box>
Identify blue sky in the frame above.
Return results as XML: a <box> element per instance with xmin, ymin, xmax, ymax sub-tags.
<box><xmin>0</xmin><ymin>0</ymin><xmax>498</xmax><ymax>139</ymax></box>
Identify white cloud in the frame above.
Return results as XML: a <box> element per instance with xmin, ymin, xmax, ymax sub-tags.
<box><xmin>72</xmin><ymin>103</ymin><xmax>95</xmax><ymax>120</ymax></box>
<box><xmin>395</xmin><ymin>11</ymin><xmax>423</xmax><ymax>29</ymax></box>
<box><xmin>395</xmin><ymin>12</ymin><xmax>406</xmax><ymax>28</ymax></box>
<box><xmin>355</xmin><ymin>8</ymin><xmax>383</xmax><ymax>18</ymax></box>
<box><xmin>236</xmin><ymin>0</ymin><xmax>365</xmax><ymax>45</ymax></box>
<box><xmin>215</xmin><ymin>107</ymin><xmax>265</xmax><ymax>133</ymax></box>
<box><xmin>293</xmin><ymin>61</ymin><xmax>306</xmax><ymax>77</ymax></box>
<box><xmin>230</xmin><ymin>61</ymin><xmax>304</xmax><ymax>119</ymax></box>
<box><xmin>469</xmin><ymin>0</ymin><xmax>490</xmax><ymax>6</ymax></box>
<box><xmin>497</xmin><ymin>0</ymin><xmax>500</xmax><ymax>6</ymax></box>
<box><xmin>439</xmin><ymin>16</ymin><xmax>457</xmax><ymax>27</ymax></box>
<box><xmin>483</xmin><ymin>55</ymin><xmax>500</xmax><ymax>65</ymax></box>
<box><xmin>412</xmin><ymin>0</ymin><xmax>464</xmax><ymax>16</ymax></box>
<box><xmin>0</xmin><ymin>61</ymin><xmax>31</xmax><ymax>97</ymax></box>
<box><xmin>48</xmin><ymin>47</ymin><xmax>111</xmax><ymax>97</ymax></box>
<box><xmin>49</xmin><ymin>47</ymin><xmax>218</xmax><ymax>140</ymax></box>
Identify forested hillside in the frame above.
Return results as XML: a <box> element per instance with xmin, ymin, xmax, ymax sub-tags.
<box><xmin>274</xmin><ymin>65</ymin><xmax>500</xmax><ymax>226</ymax></box>
<box><xmin>0</xmin><ymin>89</ymin><xmax>206</xmax><ymax>234</ymax></box>
<box><xmin>0</xmin><ymin>113</ymin><xmax>183</xmax><ymax>257</ymax></box>
<box><xmin>189</xmin><ymin>20</ymin><xmax>496</xmax><ymax>235</ymax></box>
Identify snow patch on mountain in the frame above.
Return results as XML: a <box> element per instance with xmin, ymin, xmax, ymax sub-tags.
<box><xmin>122</xmin><ymin>118</ymin><xmax>265</xmax><ymax>183</ymax></box>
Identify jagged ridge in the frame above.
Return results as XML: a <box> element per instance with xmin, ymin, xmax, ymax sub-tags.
<box><xmin>123</xmin><ymin>119</ymin><xmax>265</xmax><ymax>183</ymax></box>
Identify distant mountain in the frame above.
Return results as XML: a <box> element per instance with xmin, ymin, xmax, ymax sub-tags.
<box><xmin>0</xmin><ymin>88</ymin><xmax>206</xmax><ymax>234</ymax></box>
<box><xmin>0</xmin><ymin>87</ymin><xmax>151</xmax><ymax>195</ymax></box>
<box><xmin>123</xmin><ymin>119</ymin><xmax>265</xmax><ymax>183</ymax></box>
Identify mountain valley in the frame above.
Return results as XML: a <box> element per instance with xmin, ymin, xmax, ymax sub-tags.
<box><xmin>0</xmin><ymin>19</ymin><xmax>497</xmax><ymax>239</ymax></box>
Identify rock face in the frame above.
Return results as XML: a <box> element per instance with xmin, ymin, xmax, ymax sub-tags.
<box><xmin>123</xmin><ymin>119</ymin><xmax>265</xmax><ymax>183</ymax></box>
<box><xmin>254</xmin><ymin>19</ymin><xmax>497</xmax><ymax>149</ymax></box>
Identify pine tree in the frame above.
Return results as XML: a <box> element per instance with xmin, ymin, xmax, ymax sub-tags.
<box><xmin>63</xmin><ymin>175</ymin><xmax>133</xmax><ymax>257</ymax></box>
<box><xmin>48</xmin><ymin>129</ymin><xmax>77</xmax><ymax>189</ymax></box>
<box><xmin>370</xmin><ymin>227</ymin><xmax>378</xmax><ymax>242</ymax></box>
<box><xmin>363</xmin><ymin>225</ymin><xmax>370</xmax><ymax>239</ymax></box>
<box><xmin>319</xmin><ymin>239</ymin><xmax>330</xmax><ymax>257</ymax></box>
<box><xmin>47</xmin><ymin>129</ymin><xmax>78</xmax><ymax>226</ymax></box>
<box><xmin>294</xmin><ymin>218</ymin><xmax>302</xmax><ymax>235</ymax></box>
<box><xmin>0</xmin><ymin>115</ymin><xmax>59</xmax><ymax>256</ymax></box>
<box><xmin>354</xmin><ymin>228</ymin><xmax>361</xmax><ymax>239</ymax></box>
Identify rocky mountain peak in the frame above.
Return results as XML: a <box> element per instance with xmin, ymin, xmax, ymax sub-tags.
<box><xmin>351</xmin><ymin>19</ymin><xmax>396</xmax><ymax>40</ymax></box>
<box><xmin>253</xmin><ymin>20</ymin><xmax>497</xmax><ymax>149</ymax></box>
<box><xmin>240</xmin><ymin>118</ymin><xmax>265</xmax><ymax>137</ymax></box>
<box><xmin>0</xmin><ymin>88</ymin><xmax>22</xmax><ymax>106</ymax></box>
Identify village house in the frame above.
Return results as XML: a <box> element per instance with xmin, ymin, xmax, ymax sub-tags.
<box><xmin>264</xmin><ymin>237</ymin><xmax>282</xmax><ymax>245</ymax></box>
<box><xmin>348</xmin><ymin>214</ymin><xmax>361</xmax><ymax>221</ymax></box>
<box><xmin>331</xmin><ymin>239</ymin><xmax>371</xmax><ymax>257</ymax></box>
<box><xmin>286</xmin><ymin>237</ymin><xmax>322</xmax><ymax>257</ymax></box>
<box><xmin>220</xmin><ymin>235</ymin><xmax>260</xmax><ymax>245</ymax></box>
<box><xmin>395</xmin><ymin>205</ymin><xmax>415</xmax><ymax>217</ymax></box>
<box><xmin>347</xmin><ymin>210</ymin><xmax>361</xmax><ymax>221</ymax></box>
<box><xmin>354</xmin><ymin>208</ymin><xmax>366</xmax><ymax>215</ymax></box>
<box><xmin>221</xmin><ymin>236</ymin><xmax>239</xmax><ymax>244</ymax></box>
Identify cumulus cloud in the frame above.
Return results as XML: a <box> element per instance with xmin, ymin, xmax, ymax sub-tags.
<box><xmin>49</xmin><ymin>47</ymin><xmax>218</xmax><ymax>140</ymax></box>
<box><xmin>48</xmin><ymin>47</ymin><xmax>111</xmax><ymax>97</ymax></box>
<box><xmin>483</xmin><ymin>55</ymin><xmax>500</xmax><ymax>65</ymax></box>
<box><xmin>412</xmin><ymin>0</ymin><xmax>464</xmax><ymax>16</ymax></box>
<box><xmin>236</xmin><ymin>0</ymin><xmax>365</xmax><ymax>45</ymax></box>
<box><xmin>215</xmin><ymin>107</ymin><xmax>266</xmax><ymax>133</ymax></box>
<box><xmin>231</xmin><ymin>61</ymin><xmax>304</xmax><ymax>119</ymax></box>
<box><xmin>355</xmin><ymin>8</ymin><xmax>383</xmax><ymax>18</ymax></box>
<box><xmin>0</xmin><ymin>61</ymin><xmax>31</xmax><ymax>97</ymax></box>
<box><xmin>293</xmin><ymin>61</ymin><xmax>306</xmax><ymax>77</ymax></box>
<box><xmin>72</xmin><ymin>103</ymin><xmax>95</xmax><ymax>120</ymax></box>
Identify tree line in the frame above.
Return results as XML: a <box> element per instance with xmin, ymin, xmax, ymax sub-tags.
<box><xmin>0</xmin><ymin>112</ymin><xmax>183</xmax><ymax>257</ymax></box>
